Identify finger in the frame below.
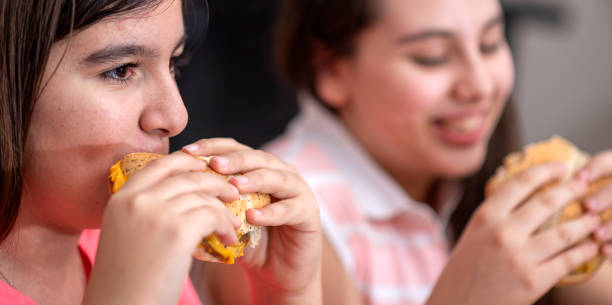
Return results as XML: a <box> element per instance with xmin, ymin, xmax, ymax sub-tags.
<box><xmin>245</xmin><ymin>199</ymin><xmax>299</xmax><ymax>226</ymax></box>
<box><xmin>148</xmin><ymin>171</ymin><xmax>238</xmax><ymax>203</ymax></box>
<box><xmin>528</xmin><ymin>214</ymin><xmax>600</xmax><ymax>263</ymax></box>
<box><xmin>166</xmin><ymin>192</ymin><xmax>241</xmax><ymax>229</ymax></box>
<box><xmin>486</xmin><ymin>163</ymin><xmax>567</xmax><ymax>216</ymax></box>
<box><xmin>539</xmin><ymin>241</ymin><xmax>599</xmax><ymax>288</ymax></box>
<box><xmin>584</xmin><ymin>180</ymin><xmax>612</xmax><ymax>213</ymax></box>
<box><xmin>124</xmin><ymin>151</ymin><xmax>208</xmax><ymax>193</ymax></box>
<box><xmin>208</xmin><ymin>149</ymin><xmax>295</xmax><ymax>176</ymax></box>
<box><xmin>593</xmin><ymin>220</ymin><xmax>612</xmax><ymax>243</ymax></box>
<box><xmin>182</xmin><ymin>138</ymin><xmax>252</xmax><ymax>157</ymax></box>
<box><xmin>512</xmin><ymin>179</ymin><xmax>588</xmax><ymax>233</ymax></box>
<box><xmin>229</xmin><ymin>168</ymin><xmax>307</xmax><ymax>199</ymax></box>
<box><xmin>577</xmin><ymin>150</ymin><xmax>612</xmax><ymax>182</ymax></box>
<box><xmin>178</xmin><ymin>197</ymin><xmax>241</xmax><ymax>245</ymax></box>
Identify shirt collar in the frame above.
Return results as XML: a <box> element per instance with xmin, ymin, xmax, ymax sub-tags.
<box><xmin>295</xmin><ymin>94</ymin><xmax>460</xmax><ymax>222</ymax></box>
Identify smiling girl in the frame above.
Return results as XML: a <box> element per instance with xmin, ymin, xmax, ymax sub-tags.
<box><xmin>260</xmin><ymin>0</ymin><xmax>612</xmax><ymax>305</ymax></box>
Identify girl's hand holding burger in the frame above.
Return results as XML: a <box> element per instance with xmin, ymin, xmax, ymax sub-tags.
<box><xmin>182</xmin><ymin>138</ymin><xmax>322</xmax><ymax>305</ymax></box>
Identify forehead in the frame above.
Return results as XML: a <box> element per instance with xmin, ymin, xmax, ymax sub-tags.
<box><xmin>68</xmin><ymin>0</ymin><xmax>184</xmax><ymax>55</ymax></box>
<box><xmin>376</xmin><ymin>0</ymin><xmax>502</xmax><ymax>33</ymax></box>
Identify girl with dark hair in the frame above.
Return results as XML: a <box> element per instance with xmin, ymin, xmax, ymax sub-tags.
<box><xmin>0</xmin><ymin>1</ymin><xmax>321</xmax><ymax>304</ymax></box>
<box><xmin>253</xmin><ymin>0</ymin><xmax>612</xmax><ymax>305</ymax></box>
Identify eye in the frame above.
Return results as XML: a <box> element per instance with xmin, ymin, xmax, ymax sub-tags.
<box><xmin>480</xmin><ymin>41</ymin><xmax>502</xmax><ymax>54</ymax></box>
<box><xmin>413</xmin><ymin>56</ymin><xmax>449</xmax><ymax>67</ymax></box>
<box><xmin>170</xmin><ymin>53</ymin><xmax>192</xmax><ymax>78</ymax></box>
<box><xmin>102</xmin><ymin>63</ymin><xmax>137</xmax><ymax>83</ymax></box>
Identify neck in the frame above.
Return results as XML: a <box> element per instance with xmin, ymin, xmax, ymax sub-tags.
<box><xmin>387</xmin><ymin>167</ymin><xmax>436</xmax><ymax>204</ymax></box>
<box><xmin>0</xmin><ymin>214</ymin><xmax>84</xmax><ymax>303</ymax></box>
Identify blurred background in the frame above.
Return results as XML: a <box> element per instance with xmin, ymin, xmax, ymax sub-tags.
<box><xmin>171</xmin><ymin>0</ymin><xmax>612</xmax><ymax>154</ymax></box>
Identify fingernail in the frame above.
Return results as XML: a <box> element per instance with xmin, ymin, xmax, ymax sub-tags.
<box><xmin>233</xmin><ymin>175</ymin><xmax>249</xmax><ymax>185</ymax></box>
<box><xmin>230</xmin><ymin>185</ymin><xmax>239</xmax><ymax>195</ymax></box>
<box><xmin>213</xmin><ymin>156</ymin><xmax>229</xmax><ymax>168</ymax></box>
<box><xmin>249</xmin><ymin>209</ymin><xmax>262</xmax><ymax>217</ymax></box>
<box><xmin>183</xmin><ymin>144</ymin><xmax>198</xmax><ymax>153</ymax></box>
<box><xmin>232</xmin><ymin>215</ymin><xmax>242</xmax><ymax>228</ymax></box>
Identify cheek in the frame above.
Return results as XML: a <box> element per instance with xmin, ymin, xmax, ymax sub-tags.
<box><xmin>492</xmin><ymin>48</ymin><xmax>516</xmax><ymax>102</ymax></box>
<box><xmin>30</xmin><ymin>84</ymin><xmax>135</xmax><ymax>153</ymax></box>
<box><xmin>360</xmin><ymin>64</ymin><xmax>451</xmax><ymax>128</ymax></box>
<box><xmin>23</xmin><ymin>80</ymin><xmax>138</xmax><ymax>222</ymax></box>
<box><xmin>356</xmin><ymin>60</ymin><xmax>448</xmax><ymax>119</ymax></box>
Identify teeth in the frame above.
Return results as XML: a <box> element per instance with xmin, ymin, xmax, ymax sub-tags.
<box><xmin>441</xmin><ymin>117</ymin><xmax>483</xmax><ymax>133</ymax></box>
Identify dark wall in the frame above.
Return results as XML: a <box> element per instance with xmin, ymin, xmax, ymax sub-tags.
<box><xmin>170</xmin><ymin>0</ymin><xmax>297</xmax><ymax>151</ymax></box>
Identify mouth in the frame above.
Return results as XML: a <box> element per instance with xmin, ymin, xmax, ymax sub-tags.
<box><xmin>432</xmin><ymin>114</ymin><xmax>488</xmax><ymax>146</ymax></box>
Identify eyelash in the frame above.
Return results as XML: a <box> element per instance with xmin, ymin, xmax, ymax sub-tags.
<box><xmin>170</xmin><ymin>53</ymin><xmax>192</xmax><ymax>78</ymax></box>
<box><xmin>412</xmin><ymin>40</ymin><xmax>503</xmax><ymax>68</ymax></box>
<box><xmin>480</xmin><ymin>41</ymin><xmax>502</xmax><ymax>54</ymax></box>
<box><xmin>413</xmin><ymin>56</ymin><xmax>449</xmax><ymax>67</ymax></box>
<box><xmin>101</xmin><ymin>53</ymin><xmax>192</xmax><ymax>85</ymax></box>
<box><xmin>102</xmin><ymin>63</ymin><xmax>139</xmax><ymax>85</ymax></box>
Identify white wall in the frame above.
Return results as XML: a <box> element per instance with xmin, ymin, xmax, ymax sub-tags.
<box><xmin>511</xmin><ymin>0</ymin><xmax>612</xmax><ymax>154</ymax></box>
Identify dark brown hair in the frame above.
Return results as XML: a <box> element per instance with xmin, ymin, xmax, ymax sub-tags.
<box><xmin>274</xmin><ymin>0</ymin><xmax>521</xmax><ymax>237</ymax></box>
<box><xmin>0</xmin><ymin>0</ymin><xmax>166</xmax><ymax>243</ymax></box>
<box><xmin>275</xmin><ymin>0</ymin><xmax>377</xmax><ymax>99</ymax></box>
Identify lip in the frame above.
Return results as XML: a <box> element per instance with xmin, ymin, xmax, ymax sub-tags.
<box><xmin>115</xmin><ymin>144</ymin><xmax>168</xmax><ymax>161</ymax></box>
<box><xmin>432</xmin><ymin>112</ymin><xmax>490</xmax><ymax>146</ymax></box>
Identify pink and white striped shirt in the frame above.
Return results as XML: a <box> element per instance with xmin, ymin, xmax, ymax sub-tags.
<box><xmin>264</xmin><ymin>96</ymin><xmax>458</xmax><ymax>305</ymax></box>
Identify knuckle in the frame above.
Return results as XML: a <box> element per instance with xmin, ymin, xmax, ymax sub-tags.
<box><xmin>516</xmin><ymin>170</ymin><xmax>542</xmax><ymax>188</ymax></box>
<box><xmin>562</xmin><ymin>252</ymin><xmax>578</xmax><ymax>271</ymax></box>
<box><xmin>537</xmin><ymin>190</ymin><xmax>560</xmax><ymax>211</ymax></box>
<box><xmin>491</xmin><ymin>228</ymin><xmax>514</xmax><ymax>249</ymax></box>
<box><xmin>162</xmin><ymin>220</ymin><xmax>185</xmax><ymax>241</ymax></box>
<box><xmin>471</xmin><ymin>207</ymin><xmax>494</xmax><ymax>229</ymax></box>
<box><xmin>287</xmin><ymin>163</ymin><xmax>298</xmax><ymax>173</ymax></box>
<box><xmin>518</xmin><ymin>271</ymin><xmax>538</xmax><ymax>292</ymax></box>
<box><xmin>555</xmin><ymin>226</ymin><xmax>574</xmax><ymax>245</ymax></box>
<box><xmin>128</xmin><ymin>193</ymin><xmax>151</xmax><ymax>213</ymax></box>
<box><xmin>258</xmin><ymin>150</ymin><xmax>276</xmax><ymax>164</ymax></box>
<box><xmin>278</xmin><ymin>170</ymin><xmax>292</xmax><ymax>185</ymax></box>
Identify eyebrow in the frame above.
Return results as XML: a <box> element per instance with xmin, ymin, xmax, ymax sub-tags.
<box><xmin>81</xmin><ymin>34</ymin><xmax>187</xmax><ymax>66</ymax></box>
<box><xmin>397</xmin><ymin>14</ymin><xmax>504</xmax><ymax>44</ymax></box>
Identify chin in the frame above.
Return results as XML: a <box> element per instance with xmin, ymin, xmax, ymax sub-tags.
<box><xmin>437</xmin><ymin>146</ymin><xmax>487</xmax><ymax>179</ymax></box>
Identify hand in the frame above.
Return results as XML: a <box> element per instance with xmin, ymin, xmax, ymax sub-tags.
<box><xmin>182</xmin><ymin>138</ymin><xmax>322</xmax><ymax>305</ymax></box>
<box><xmin>84</xmin><ymin>151</ymin><xmax>241</xmax><ymax>305</ymax></box>
<box><xmin>427</xmin><ymin>163</ymin><xmax>600</xmax><ymax>305</ymax></box>
<box><xmin>579</xmin><ymin>150</ymin><xmax>612</xmax><ymax>257</ymax></box>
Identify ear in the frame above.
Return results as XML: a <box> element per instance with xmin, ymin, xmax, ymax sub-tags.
<box><xmin>313</xmin><ymin>43</ymin><xmax>352</xmax><ymax>109</ymax></box>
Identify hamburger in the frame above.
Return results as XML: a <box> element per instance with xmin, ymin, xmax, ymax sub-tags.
<box><xmin>108</xmin><ymin>152</ymin><xmax>271</xmax><ymax>264</ymax></box>
<box><xmin>486</xmin><ymin>136</ymin><xmax>612</xmax><ymax>285</ymax></box>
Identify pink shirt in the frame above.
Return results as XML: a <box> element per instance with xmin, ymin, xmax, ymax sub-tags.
<box><xmin>265</xmin><ymin>96</ymin><xmax>458</xmax><ymax>305</ymax></box>
<box><xmin>0</xmin><ymin>230</ymin><xmax>202</xmax><ymax>305</ymax></box>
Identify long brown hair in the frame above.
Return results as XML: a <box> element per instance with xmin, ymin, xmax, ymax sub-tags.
<box><xmin>0</xmin><ymin>0</ymin><xmax>166</xmax><ymax>243</ymax></box>
<box><xmin>274</xmin><ymin>0</ymin><xmax>521</xmax><ymax>237</ymax></box>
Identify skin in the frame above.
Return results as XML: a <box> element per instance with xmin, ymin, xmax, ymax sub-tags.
<box><xmin>0</xmin><ymin>1</ymin><xmax>322</xmax><ymax>305</ymax></box>
<box><xmin>310</xmin><ymin>0</ymin><xmax>612</xmax><ymax>304</ymax></box>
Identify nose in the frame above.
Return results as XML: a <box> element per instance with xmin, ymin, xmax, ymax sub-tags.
<box><xmin>452</xmin><ymin>52</ymin><xmax>495</xmax><ymax>104</ymax></box>
<box><xmin>139</xmin><ymin>73</ymin><xmax>188</xmax><ymax>138</ymax></box>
